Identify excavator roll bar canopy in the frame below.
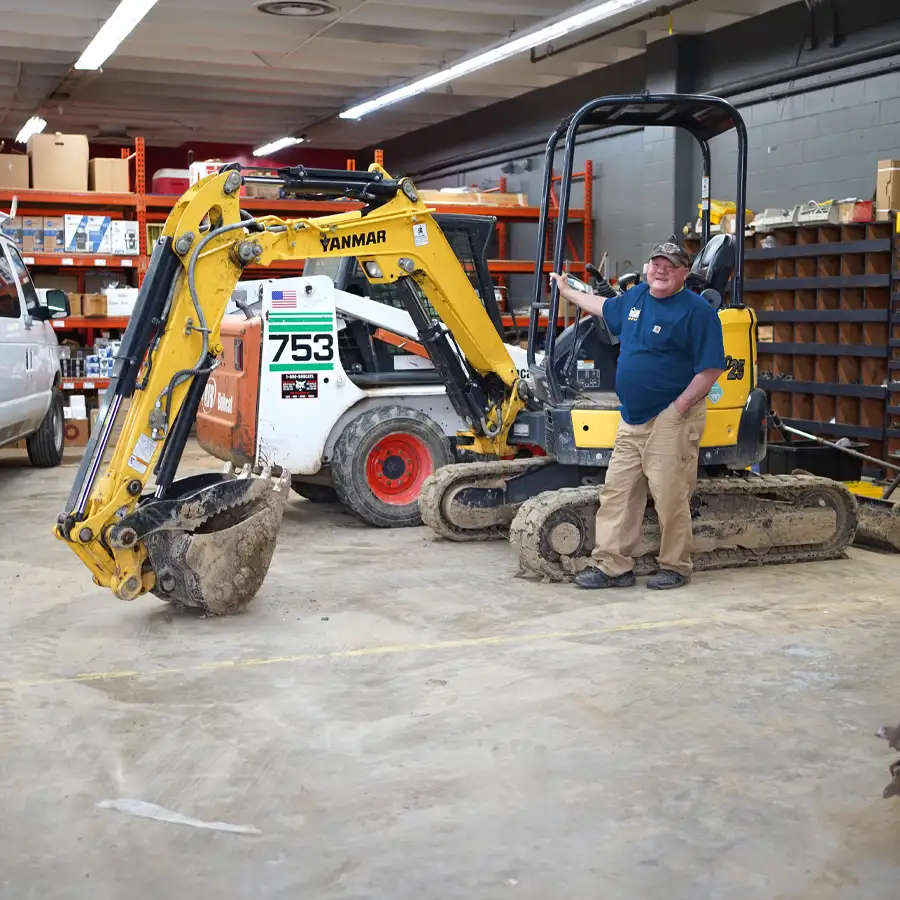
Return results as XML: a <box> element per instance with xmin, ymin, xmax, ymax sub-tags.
<box><xmin>527</xmin><ymin>91</ymin><xmax>750</xmax><ymax>399</ymax></box>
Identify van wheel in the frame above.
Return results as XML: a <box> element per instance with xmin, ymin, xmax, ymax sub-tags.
<box><xmin>331</xmin><ymin>406</ymin><xmax>453</xmax><ymax>528</ymax></box>
<box><xmin>291</xmin><ymin>480</ymin><xmax>339</xmax><ymax>503</ymax></box>
<box><xmin>27</xmin><ymin>388</ymin><xmax>65</xmax><ymax>468</ymax></box>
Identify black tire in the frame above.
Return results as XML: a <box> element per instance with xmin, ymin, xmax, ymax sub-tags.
<box><xmin>26</xmin><ymin>388</ymin><xmax>64</xmax><ymax>468</ymax></box>
<box><xmin>291</xmin><ymin>480</ymin><xmax>340</xmax><ymax>503</ymax></box>
<box><xmin>331</xmin><ymin>405</ymin><xmax>453</xmax><ymax>528</ymax></box>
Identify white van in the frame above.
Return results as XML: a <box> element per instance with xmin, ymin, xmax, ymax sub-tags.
<box><xmin>0</xmin><ymin>230</ymin><xmax>70</xmax><ymax>466</ymax></box>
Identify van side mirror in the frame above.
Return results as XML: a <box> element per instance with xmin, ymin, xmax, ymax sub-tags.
<box><xmin>44</xmin><ymin>289</ymin><xmax>70</xmax><ymax>319</ymax></box>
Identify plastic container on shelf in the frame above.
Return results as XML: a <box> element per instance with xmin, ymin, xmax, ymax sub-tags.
<box><xmin>151</xmin><ymin>168</ymin><xmax>190</xmax><ymax>195</ymax></box>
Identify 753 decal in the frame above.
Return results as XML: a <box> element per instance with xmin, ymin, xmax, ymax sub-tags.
<box><xmin>724</xmin><ymin>355</ymin><xmax>745</xmax><ymax>381</ymax></box>
<box><xmin>269</xmin><ymin>332</ymin><xmax>335</xmax><ymax>363</ymax></box>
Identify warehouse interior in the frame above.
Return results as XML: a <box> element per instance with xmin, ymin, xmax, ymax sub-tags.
<box><xmin>2</xmin><ymin>0</ymin><xmax>900</xmax><ymax>897</ymax></box>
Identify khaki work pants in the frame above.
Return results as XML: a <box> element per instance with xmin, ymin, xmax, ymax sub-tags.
<box><xmin>591</xmin><ymin>401</ymin><xmax>706</xmax><ymax>578</ymax></box>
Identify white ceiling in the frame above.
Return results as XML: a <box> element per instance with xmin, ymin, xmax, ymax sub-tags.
<box><xmin>0</xmin><ymin>0</ymin><xmax>796</xmax><ymax>150</ymax></box>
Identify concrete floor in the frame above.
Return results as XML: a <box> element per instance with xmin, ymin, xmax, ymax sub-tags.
<box><xmin>1</xmin><ymin>443</ymin><xmax>900</xmax><ymax>899</ymax></box>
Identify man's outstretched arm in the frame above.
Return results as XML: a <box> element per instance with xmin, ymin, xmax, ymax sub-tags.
<box><xmin>548</xmin><ymin>272</ymin><xmax>609</xmax><ymax>318</ymax></box>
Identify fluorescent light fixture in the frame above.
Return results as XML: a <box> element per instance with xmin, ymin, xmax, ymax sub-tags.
<box><xmin>15</xmin><ymin>116</ymin><xmax>46</xmax><ymax>144</ymax></box>
<box><xmin>340</xmin><ymin>0</ymin><xmax>648</xmax><ymax>119</ymax></box>
<box><xmin>74</xmin><ymin>0</ymin><xmax>160</xmax><ymax>70</ymax></box>
<box><xmin>253</xmin><ymin>136</ymin><xmax>305</xmax><ymax>156</ymax></box>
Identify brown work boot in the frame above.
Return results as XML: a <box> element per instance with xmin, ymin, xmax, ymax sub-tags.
<box><xmin>574</xmin><ymin>567</ymin><xmax>636</xmax><ymax>589</ymax></box>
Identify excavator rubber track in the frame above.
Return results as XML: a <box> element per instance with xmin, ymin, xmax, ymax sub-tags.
<box><xmin>418</xmin><ymin>457</ymin><xmax>554</xmax><ymax>541</ymax></box>
<box><xmin>508</xmin><ymin>473</ymin><xmax>858</xmax><ymax>581</ymax></box>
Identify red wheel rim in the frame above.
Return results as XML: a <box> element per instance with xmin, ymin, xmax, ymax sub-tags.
<box><xmin>365</xmin><ymin>433</ymin><xmax>434</xmax><ymax>505</ymax></box>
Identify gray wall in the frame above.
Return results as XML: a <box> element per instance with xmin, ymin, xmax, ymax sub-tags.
<box><xmin>364</xmin><ymin>0</ymin><xmax>900</xmax><ymax>297</ymax></box>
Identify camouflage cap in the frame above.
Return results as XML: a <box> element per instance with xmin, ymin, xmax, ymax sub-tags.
<box><xmin>648</xmin><ymin>241</ymin><xmax>690</xmax><ymax>269</ymax></box>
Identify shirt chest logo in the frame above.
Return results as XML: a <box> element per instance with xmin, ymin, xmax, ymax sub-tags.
<box><xmin>628</xmin><ymin>307</ymin><xmax>640</xmax><ymax>321</ymax></box>
<box><xmin>652</xmin><ymin>325</ymin><xmax>662</xmax><ymax>333</ymax></box>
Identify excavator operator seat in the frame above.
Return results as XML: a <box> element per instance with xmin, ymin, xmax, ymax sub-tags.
<box><xmin>687</xmin><ymin>232</ymin><xmax>734</xmax><ymax>310</ymax></box>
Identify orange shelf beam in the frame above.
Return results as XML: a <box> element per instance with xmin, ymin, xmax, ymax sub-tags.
<box><xmin>53</xmin><ymin>316</ymin><xmax>132</xmax><ymax>330</ymax></box>
<box><xmin>23</xmin><ymin>254</ymin><xmax>139</xmax><ymax>269</ymax></box>
<box><xmin>0</xmin><ymin>189</ymin><xmax>137</xmax><ymax>207</ymax></box>
<box><xmin>60</xmin><ymin>377</ymin><xmax>110</xmax><ymax>390</ymax></box>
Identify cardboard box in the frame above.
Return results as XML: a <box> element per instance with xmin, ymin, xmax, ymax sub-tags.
<box><xmin>64</xmin><ymin>418</ymin><xmax>90</xmax><ymax>447</ymax></box>
<box><xmin>42</xmin><ymin>216</ymin><xmax>65</xmax><ymax>253</ymax></box>
<box><xmin>876</xmin><ymin>159</ymin><xmax>900</xmax><ymax>221</ymax></box>
<box><xmin>1</xmin><ymin>215</ymin><xmax>22</xmax><ymax>247</ymax></box>
<box><xmin>0</xmin><ymin>154</ymin><xmax>29</xmax><ymax>190</ymax></box>
<box><xmin>64</xmin><ymin>214</ymin><xmax>112</xmax><ymax>254</ymax></box>
<box><xmin>21</xmin><ymin>215</ymin><xmax>43</xmax><ymax>253</ymax></box>
<box><xmin>28</xmin><ymin>133</ymin><xmax>89</xmax><ymax>192</ymax></box>
<box><xmin>67</xmin><ymin>293</ymin><xmax>82</xmax><ymax>317</ymax></box>
<box><xmin>89</xmin><ymin>158</ymin><xmax>129</xmax><ymax>193</ymax></box>
<box><xmin>35</xmin><ymin>272</ymin><xmax>77</xmax><ymax>292</ymax></box>
<box><xmin>244</xmin><ymin>182</ymin><xmax>282</xmax><ymax>200</ymax></box>
<box><xmin>81</xmin><ymin>293</ymin><xmax>107</xmax><ymax>317</ymax></box>
<box><xmin>110</xmin><ymin>220</ymin><xmax>139</xmax><ymax>255</ymax></box>
<box><xmin>105</xmin><ymin>287</ymin><xmax>138</xmax><ymax>317</ymax></box>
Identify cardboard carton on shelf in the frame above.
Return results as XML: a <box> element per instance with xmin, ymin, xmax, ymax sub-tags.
<box><xmin>42</xmin><ymin>216</ymin><xmax>65</xmax><ymax>253</ymax></box>
<box><xmin>81</xmin><ymin>293</ymin><xmax>107</xmax><ymax>318</ymax></box>
<box><xmin>21</xmin><ymin>215</ymin><xmax>43</xmax><ymax>253</ymax></box>
<box><xmin>0</xmin><ymin>153</ymin><xmax>29</xmax><ymax>190</ymax></box>
<box><xmin>89</xmin><ymin>158</ymin><xmax>130</xmax><ymax>193</ymax></box>
<box><xmin>110</xmin><ymin>220</ymin><xmax>139</xmax><ymax>255</ymax></box>
<box><xmin>27</xmin><ymin>133</ymin><xmax>89</xmax><ymax>192</ymax></box>
<box><xmin>876</xmin><ymin>159</ymin><xmax>900</xmax><ymax>222</ymax></box>
<box><xmin>67</xmin><ymin>293</ymin><xmax>83</xmax><ymax>317</ymax></box>
<box><xmin>64</xmin><ymin>418</ymin><xmax>89</xmax><ymax>447</ymax></box>
<box><xmin>244</xmin><ymin>182</ymin><xmax>282</xmax><ymax>200</ymax></box>
<box><xmin>105</xmin><ymin>287</ymin><xmax>138</xmax><ymax>317</ymax></box>
<box><xmin>418</xmin><ymin>188</ymin><xmax>528</xmax><ymax>207</ymax></box>
<box><xmin>64</xmin><ymin>214</ymin><xmax>112</xmax><ymax>254</ymax></box>
<box><xmin>1</xmin><ymin>215</ymin><xmax>22</xmax><ymax>247</ymax></box>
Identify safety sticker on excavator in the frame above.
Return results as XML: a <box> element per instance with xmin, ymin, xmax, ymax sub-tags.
<box><xmin>127</xmin><ymin>433</ymin><xmax>157</xmax><ymax>475</ymax></box>
<box><xmin>413</xmin><ymin>223</ymin><xmax>429</xmax><ymax>246</ymax></box>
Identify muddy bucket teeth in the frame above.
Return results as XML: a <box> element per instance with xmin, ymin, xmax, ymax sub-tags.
<box><xmin>111</xmin><ymin>467</ymin><xmax>291</xmax><ymax>615</ymax></box>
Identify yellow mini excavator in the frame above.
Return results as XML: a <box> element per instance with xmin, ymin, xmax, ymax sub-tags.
<box><xmin>55</xmin><ymin>93</ymin><xmax>858</xmax><ymax>613</ymax></box>
<box><xmin>418</xmin><ymin>92</ymin><xmax>858</xmax><ymax>580</ymax></box>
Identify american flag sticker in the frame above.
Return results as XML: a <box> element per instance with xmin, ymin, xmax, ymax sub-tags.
<box><xmin>271</xmin><ymin>290</ymin><xmax>298</xmax><ymax>309</ymax></box>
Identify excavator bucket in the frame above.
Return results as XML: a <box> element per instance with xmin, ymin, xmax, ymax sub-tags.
<box><xmin>145</xmin><ymin>471</ymin><xmax>290</xmax><ymax>614</ymax></box>
<box><xmin>115</xmin><ymin>467</ymin><xmax>292</xmax><ymax>615</ymax></box>
<box><xmin>853</xmin><ymin>495</ymin><xmax>900</xmax><ymax>554</ymax></box>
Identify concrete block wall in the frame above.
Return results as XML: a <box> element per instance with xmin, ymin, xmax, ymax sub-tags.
<box><xmin>693</xmin><ymin>68</ymin><xmax>900</xmax><ymax>218</ymax></box>
<box><xmin>370</xmin><ymin>0</ymin><xmax>900</xmax><ymax>296</ymax></box>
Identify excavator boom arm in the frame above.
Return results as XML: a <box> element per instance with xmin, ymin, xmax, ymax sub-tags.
<box><xmin>56</xmin><ymin>164</ymin><xmax>523</xmax><ymax>610</ymax></box>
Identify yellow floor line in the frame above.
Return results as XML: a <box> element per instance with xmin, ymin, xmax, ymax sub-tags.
<box><xmin>0</xmin><ymin>616</ymin><xmax>706</xmax><ymax>691</ymax></box>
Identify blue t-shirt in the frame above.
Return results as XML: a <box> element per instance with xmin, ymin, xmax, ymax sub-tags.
<box><xmin>602</xmin><ymin>283</ymin><xmax>726</xmax><ymax>425</ymax></box>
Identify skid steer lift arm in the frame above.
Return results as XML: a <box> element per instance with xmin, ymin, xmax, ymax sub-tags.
<box><xmin>55</xmin><ymin>164</ymin><xmax>524</xmax><ymax>612</ymax></box>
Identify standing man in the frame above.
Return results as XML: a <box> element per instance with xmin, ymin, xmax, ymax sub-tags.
<box><xmin>549</xmin><ymin>241</ymin><xmax>726</xmax><ymax>590</ymax></box>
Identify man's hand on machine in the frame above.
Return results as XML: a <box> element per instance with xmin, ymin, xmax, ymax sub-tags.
<box><xmin>548</xmin><ymin>272</ymin><xmax>609</xmax><ymax>318</ymax></box>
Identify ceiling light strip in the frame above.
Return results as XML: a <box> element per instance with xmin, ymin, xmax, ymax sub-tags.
<box><xmin>75</xmin><ymin>0</ymin><xmax>160</xmax><ymax>71</ymax></box>
<box><xmin>340</xmin><ymin>0</ymin><xmax>649</xmax><ymax>119</ymax></box>
<box><xmin>253</xmin><ymin>136</ymin><xmax>305</xmax><ymax>156</ymax></box>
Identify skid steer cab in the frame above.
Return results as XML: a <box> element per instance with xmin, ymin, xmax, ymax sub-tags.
<box><xmin>196</xmin><ymin>268</ymin><xmax>540</xmax><ymax>528</ymax></box>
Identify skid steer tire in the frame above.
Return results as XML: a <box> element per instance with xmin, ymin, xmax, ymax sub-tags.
<box><xmin>26</xmin><ymin>388</ymin><xmax>64</xmax><ymax>468</ymax></box>
<box><xmin>291</xmin><ymin>480</ymin><xmax>340</xmax><ymax>503</ymax></box>
<box><xmin>331</xmin><ymin>405</ymin><xmax>453</xmax><ymax>528</ymax></box>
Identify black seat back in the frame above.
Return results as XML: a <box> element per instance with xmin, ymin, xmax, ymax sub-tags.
<box><xmin>687</xmin><ymin>232</ymin><xmax>735</xmax><ymax>296</ymax></box>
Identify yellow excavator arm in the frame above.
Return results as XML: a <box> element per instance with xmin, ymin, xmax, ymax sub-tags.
<box><xmin>55</xmin><ymin>164</ymin><xmax>523</xmax><ymax>613</ymax></box>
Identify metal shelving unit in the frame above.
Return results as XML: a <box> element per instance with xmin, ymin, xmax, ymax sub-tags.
<box><xmin>725</xmin><ymin>219</ymin><xmax>895</xmax><ymax>463</ymax></box>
